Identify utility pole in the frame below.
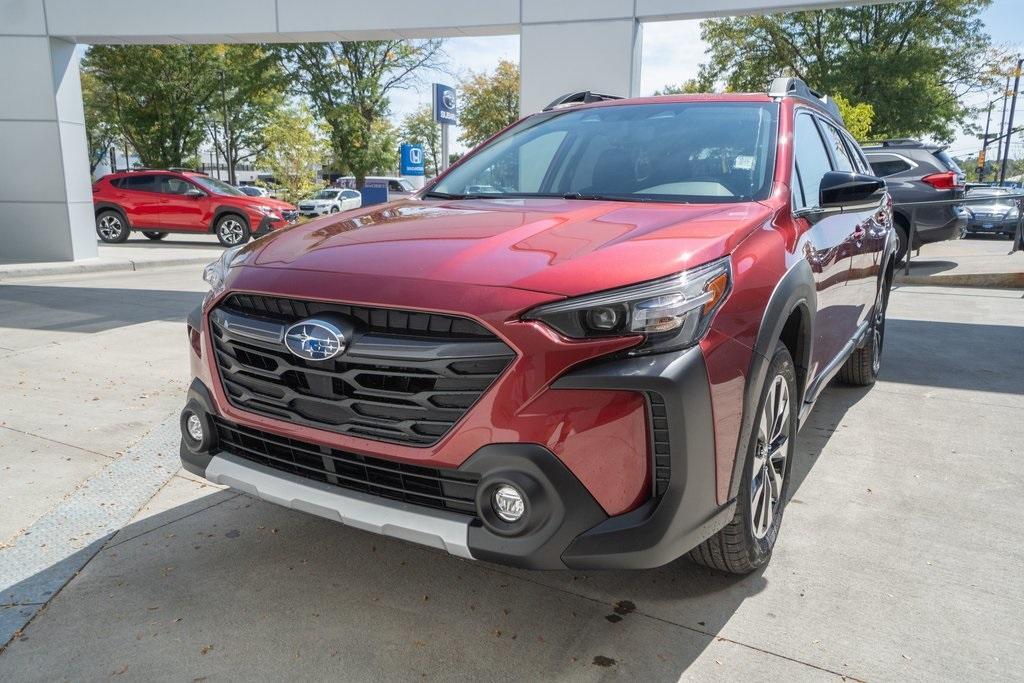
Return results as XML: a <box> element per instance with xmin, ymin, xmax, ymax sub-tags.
<box><xmin>995</xmin><ymin>75</ymin><xmax>1011</xmax><ymax>170</ymax></box>
<box><xmin>979</xmin><ymin>100</ymin><xmax>993</xmax><ymax>183</ymax></box>
<box><xmin>220</xmin><ymin>69</ymin><xmax>233</xmax><ymax>185</ymax></box>
<box><xmin>999</xmin><ymin>57</ymin><xmax>1022</xmax><ymax>185</ymax></box>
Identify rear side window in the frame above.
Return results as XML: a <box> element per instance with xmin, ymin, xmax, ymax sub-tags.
<box><xmin>820</xmin><ymin>122</ymin><xmax>855</xmax><ymax>172</ymax></box>
<box><xmin>792</xmin><ymin>114</ymin><xmax>832</xmax><ymax>209</ymax></box>
<box><xmin>341</xmin><ymin>190</ymin><xmax>359</xmax><ymax>199</ymax></box>
<box><xmin>113</xmin><ymin>174</ymin><xmax>157</xmax><ymax>192</ymax></box>
<box><xmin>866</xmin><ymin>154</ymin><xmax>913</xmax><ymax>178</ymax></box>
<box><xmin>934</xmin><ymin>150</ymin><xmax>964</xmax><ymax>174</ymax></box>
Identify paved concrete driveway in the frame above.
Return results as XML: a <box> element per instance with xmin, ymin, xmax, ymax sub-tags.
<box><xmin>1</xmin><ymin>266</ymin><xmax>1022</xmax><ymax>681</ymax></box>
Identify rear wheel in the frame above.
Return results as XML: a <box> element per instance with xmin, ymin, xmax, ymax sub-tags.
<box><xmin>142</xmin><ymin>231</ymin><xmax>168</xmax><ymax>241</ymax></box>
<box><xmin>838</xmin><ymin>277</ymin><xmax>889</xmax><ymax>386</ymax></box>
<box><xmin>95</xmin><ymin>210</ymin><xmax>129</xmax><ymax>243</ymax></box>
<box><xmin>215</xmin><ymin>214</ymin><xmax>250</xmax><ymax>247</ymax></box>
<box><xmin>689</xmin><ymin>344</ymin><xmax>797</xmax><ymax>574</ymax></box>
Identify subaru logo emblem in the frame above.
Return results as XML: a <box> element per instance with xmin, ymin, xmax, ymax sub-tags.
<box><xmin>284</xmin><ymin>318</ymin><xmax>346</xmax><ymax>361</ymax></box>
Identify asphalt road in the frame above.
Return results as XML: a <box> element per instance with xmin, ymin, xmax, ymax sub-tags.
<box><xmin>1</xmin><ymin>265</ymin><xmax>1022</xmax><ymax>681</ymax></box>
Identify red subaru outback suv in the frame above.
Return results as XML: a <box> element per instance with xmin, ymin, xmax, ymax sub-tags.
<box><xmin>179</xmin><ymin>79</ymin><xmax>894</xmax><ymax>573</ymax></box>
<box><xmin>92</xmin><ymin>169</ymin><xmax>298</xmax><ymax>247</ymax></box>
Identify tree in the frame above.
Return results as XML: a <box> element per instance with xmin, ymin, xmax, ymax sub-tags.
<box><xmin>458</xmin><ymin>60</ymin><xmax>520</xmax><ymax>148</ymax></box>
<box><xmin>256</xmin><ymin>104</ymin><xmax>328</xmax><ymax>204</ymax></box>
<box><xmin>81</xmin><ymin>70</ymin><xmax>119</xmax><ymax>174</ymax></box>
<box><xmin>277</xmin><ymin>40</ymin><xmax>445</xmax><ymax>187</ymax></box>
<box><xmin>206</xmin><ymin>45</ymin><xmax>287</xmax><ymax>185</ymax></box>
<box><xmin>653</xmin><ymin>76</ymin><xmax>713</xmax><ymax>96</ymax></box>
<box><xmin>696</xmin><ymin>1</ymin><xmax>1003</xmax><ymax>142</ymax></box>
<box><xmin>401</xmin><ymin>105</ymin><xmax>441</xmax><ymax>176</ymax></box>
<box><xmin>833</xmin><ymin>95</ymin><xmax>875</xmax><ymax>141</ymax></box>
<box><xmin>82</xmin><ymin>45</ymin><xmax>222</xmax><ymax>168</ymax></box>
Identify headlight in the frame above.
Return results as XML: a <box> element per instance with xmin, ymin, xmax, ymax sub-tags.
<box><xmin>202</xmin><ymin>244</ymin><xmax>246</xmax><ymax>305</ymax></box>
<box><xmin>256</xmin><ymin>205</ymin><xmax>279</xmax><ymax>216</ymax></box>
<box><xmin>523</xmin><ymin>257</ymin><xmax>731</xmax><ymax>355</ymax></box>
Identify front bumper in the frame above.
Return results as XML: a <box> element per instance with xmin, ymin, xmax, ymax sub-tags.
<box><xmin>966</xmin><ymin>216</ymin><xmax>1018</xmax><ymax>234</ymax></box>
<box><xmin>179</xmin><ymin>344</ymin><xmax>731</xmax><ymax>570</ymax></box>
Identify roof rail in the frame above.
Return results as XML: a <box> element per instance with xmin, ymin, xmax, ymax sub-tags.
<box><xmin>862</xmin><ymin>138</ymin><xmax>924</xmax><ymax>149</ymax></box>
<box><xmin>768</xmin><ymin>77</ymin><xmax>844</xmax><ymax>124</ymax></box>
<box><xmin>543</xmin><ymin>91</ymin><xmax>624</xmax><ymax>111</ymax></box>
<box><xmin>168</xmin><ymin>166</ymin><xmax>205</xmax><ymax>174</ymax></box>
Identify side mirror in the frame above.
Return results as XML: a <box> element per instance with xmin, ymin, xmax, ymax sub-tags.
<box><xmin>819</xmin><ymin>171</ymin><xmax>885</xmax><ymax>210</ymax></box>
<box><xmin>185</xmin><ymin>189</ymin><xmax>205</xmax><ymax>199</ymax></box>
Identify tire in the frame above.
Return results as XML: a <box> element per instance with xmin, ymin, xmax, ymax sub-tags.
<box><xmin>893</xmin><ymin>221</ymin><xmax>909</xmax><ymax>263</ymax></box>
<box><xmin>330</xmin><ymin>206</ymin><xmax>340</xmax><ymax>214</ymax></box>
<box><xmin>689</xmin><ymin>343</ymin><xmax>797</xmax><ymax>575</ymax></box>
<box><xmin>142</xmin><ymin>231</ymin><xmax>168</xmax><ymax>241</ymax></box>
<box><xmin>95</xmin><ymin>210</ymin><xmax>130</xmax><ymax>243</ymax></box>
<box><xmin>214</xmin><ymin>214</ymin><xmax>250</xmax><ymax>247</ymax></box>
<box><xmin>838</xmin><ymin>275</ymin><xmax>889</xmax><ymax>386</ymax></box>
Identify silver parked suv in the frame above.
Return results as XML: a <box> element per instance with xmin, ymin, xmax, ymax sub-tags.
<box><xmin>863</xmin><ymin>139</ymin><xmax>966</xmax><ymax>261</ymax></box>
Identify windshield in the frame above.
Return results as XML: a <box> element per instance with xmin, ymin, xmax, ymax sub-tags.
<box><xmin>430</xmin><ymin>102</ymin><xmax>778</xmax><ymax>203</ymax></box>
<box><xmin>312</xmin><ymin>190</ymin><xmax>340</xmax><ymax>199</ymax></box>
<box><xmin>191</xmin><ymin>175</ymin><xmax>246</xmax><ymax>197</ymax></box>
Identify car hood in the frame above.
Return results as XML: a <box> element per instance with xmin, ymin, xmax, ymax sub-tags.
<box><xmin>254</xmin><ymin>197</ymin><xmax>296</xmax><ymax>211</ymax></box>
<box><xmin>245</xmin><ymin>198</ymin><xmax>773</xmax><ymax>297</ymax></box>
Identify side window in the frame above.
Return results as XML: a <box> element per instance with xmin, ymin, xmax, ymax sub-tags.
<box><xmin>117</xmin><ymin>174</ymin><xmax>157</xmax><ymax>192</ymax></box>
<box><xmin>157</xmin><ymin>176</ymin><xmax>194</xmax><ymax>195</ymax></box>
<box><xmin>388</xmin><ymin>181</ymin><xmax>403</xmax><ymax>192</ymax></box>
<box><xmin>342</xmin><ymin>190</ymin><xmax>359</xmax><ymax>199</ymax></box>
<box><xmin>839</xmin><ymin>131</ymin><xmax>871</xmax><ymax>175</ymax></box>
<box><xmin>866</xmin><ymin>155</ymin><xmax>912</xmax><ymax>178</ymax></box>
<box><xmin>792</xmin><ymin>114</ymin><xmax>832</xmax><ymax>209</ymax></box>
<box><xmin>820</xmin><ymin>122</ymin><xmax>855</xmax><ymax>172</ymax></box>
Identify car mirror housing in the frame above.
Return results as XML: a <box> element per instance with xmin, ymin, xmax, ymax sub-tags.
<box><xmin>819</xmin><ymin>171</ymin><xmax>885</xmax><ymax>211</ymax></box>
<box><xmin>185</xmin><ymin>189</ymin><xmax>205</xmax><ymax>199</ymax></box>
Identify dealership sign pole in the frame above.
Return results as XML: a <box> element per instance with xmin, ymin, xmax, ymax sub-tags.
<box><xmin>433</xmin><ymin>83</ymin><xmax>458</xmax><ymax>172</ymax></box>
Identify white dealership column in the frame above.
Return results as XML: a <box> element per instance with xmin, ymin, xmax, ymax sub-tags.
<box><xmin>519</xmin><ymin>10</ymin><xmax>643</xmax><ymax>116</ymax></box>
<box><xmin>0</xmin><ymin>17</ymin><xmax>96</xmax><ymax>263</ymax></box>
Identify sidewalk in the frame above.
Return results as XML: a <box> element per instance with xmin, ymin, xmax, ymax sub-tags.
<box><xmin>0</xmin><ymin>236</ymin><xmax>223</xmax><ymax>281</ymax></box>
<box><xmin>897</xmin><ymin>235</ymin><xmax>1024</xmax><ymax>288</ymax></box>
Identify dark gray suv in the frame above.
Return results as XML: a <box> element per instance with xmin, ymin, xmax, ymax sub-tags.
<box><xmin>863</xmin><ymin>139</ymin><xmax>966</xmax><ymax>261</ymax></box>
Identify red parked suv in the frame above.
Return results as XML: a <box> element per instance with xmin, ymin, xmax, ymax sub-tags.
<box><xmin>179</xmin><ymin>79</ymin><xmax>895</xmax><ymax>573</ymax></box>
<box><xmin>92</xmin><ymin>169</ymin><xmax>298</xmax><ymax>246</ymax></box>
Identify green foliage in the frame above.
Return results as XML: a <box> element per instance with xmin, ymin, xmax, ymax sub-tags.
<box><xmin>256</xmin><ymin>104</ymin><xmax>328</xmax><ymax>204</ymax></box>
<box><xmin>82</xmin><ymin>45</ymin><xmax>222</xmax><ymax>168</ymax></box>
<box><xmin>698</xmin><ymin>1</ymin><xmax>1003</xmax><ymax>142</ymax></box>
<box><xmin>81</xmin><ymin>71</ymin><xmax>119</xmax><ymax>173</ymax></box>
<box><xmin>653</xmin><ymin>76</ymin><xmax>714</xmax><ymax>96</ymax></box>
<box><xmin>458</xmin><ymin>60</ymin><xmax>520</xmax><ymax>148</ymax></box>
<box><xmin>277</xmin><ymin>40</ymin><xmax>445</xmax><ymax>186</ymax></box>
<box><xmin>401</xmin><ymin>105</ymin><xmax>441</xmax><ymax>176</ymax></box>
<box><xmin>206</xmin><ymin>45</ymin><xmax>288</xmax><ymax>184</ymax></box>
<box><xmin>833</xmin><ymin>95</ymin><xmax>875</xmax><ymax>141</ymax></box>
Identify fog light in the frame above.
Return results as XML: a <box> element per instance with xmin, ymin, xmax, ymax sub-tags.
<box><xmin>185</xmin><ymin>413</ymin><xmax>204</xmax><ymax>442</ymax></box>
<box><xmin>492</xmin><ymin>485</ymin><xmax>525</xmax><ymax>523</ymax></box>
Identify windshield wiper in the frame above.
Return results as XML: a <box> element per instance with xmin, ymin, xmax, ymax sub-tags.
<box><xmin>423</xmin><ymin>191</ymin><xmax>468</xmax><ymax>199</ymax></box>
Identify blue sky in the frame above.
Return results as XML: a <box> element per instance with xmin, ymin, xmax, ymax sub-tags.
<box><xmin>392</xmin><ymin>0</ymin><xmax>1023</xmax><ymax>158</ymax></box>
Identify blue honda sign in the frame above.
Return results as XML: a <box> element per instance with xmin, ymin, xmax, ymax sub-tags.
<box><xmin>433</xmin><ymin>83</ymin><xmax>457</xmax><ymax>124</ymax></box>
<box><xmin>400</xmin><ymin>143</ymin><xmax>425</xmax><ymax>176</ymax></box>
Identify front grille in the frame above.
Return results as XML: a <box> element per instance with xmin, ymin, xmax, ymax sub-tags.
<box><xmin>211</xmin><ymin>294</ymin><xmax>515</xmax><ymax>446</ymax></box>
<box><xmin>214</xmin><ymin>417</ymin><xmax>479</xmax><ymax>515</ymax></box>
<box><xmin>647</xmin><ymin>392</ymin><xmax>671</xmax><ymax>497</ymax></box>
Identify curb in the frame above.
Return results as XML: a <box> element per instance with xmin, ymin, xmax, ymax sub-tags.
<box><xmin>0</xmin><ymin>255</ymin><xmax>213</xmax><ymax>281</ymax></box>
<box><xmin>896</xmin><ymin>271</ymin><xmax>1024</xmax><ymax>289</ymax></box>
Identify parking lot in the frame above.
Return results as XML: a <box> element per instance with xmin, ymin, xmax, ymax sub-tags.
<box><xmin>1</xmin><ymin>263</ymin><xmax>1021</xmax><ymax>681</ymax></box>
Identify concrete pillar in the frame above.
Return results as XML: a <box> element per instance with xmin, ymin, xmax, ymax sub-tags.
<box><xmin>0</xmin><ymin>14</ymin><xmax>96</xmax><ymax>264</ymax></box>
<box><xmin>519</xmin><ymin>17</ymin><xmax>643</xmax><ymax>116</ymax></box>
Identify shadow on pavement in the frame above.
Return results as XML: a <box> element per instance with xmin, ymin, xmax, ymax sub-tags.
<box><xmin>0</xmin><ymin>285</ymin><xmax>202</xmax><ymax>334</ymax></box>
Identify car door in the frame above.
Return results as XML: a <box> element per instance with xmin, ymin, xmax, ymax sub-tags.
<box><xmin>791</xmin><ymin>111</ymin><xmax>859</xmax><ymax>377</ymax></box>
<box><xmin>831</xmin><ymin>126</ymin><xmax>888</xmax><ymax>324</ymax></box>
<box><xmin>155</xmin><ymin>174</ymin><xmax>208</xmax><ymax>231</ymax></box>
<box><xmin>341</xmin><ymin>190</ymin><xmax>361</xmax><ymax>210</ymax></box>
<box><xmin>112</xmin><ymin>174</ymin><xmax>163</xmax><ymax>228</ymax></box>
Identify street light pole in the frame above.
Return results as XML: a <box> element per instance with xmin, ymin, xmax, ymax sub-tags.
<box><xmin>999</xmin><ymin>57</ymin><xmax>1022</xmax><ymax>185</ymax></box>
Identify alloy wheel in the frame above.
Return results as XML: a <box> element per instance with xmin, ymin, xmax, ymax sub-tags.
<box><xmin>750</xmin><ymin>375</ymin><xmax>790</xmax><ymax>540</ymax></box>
<box><xmin>219</xmin><ymin>219</ymin><xmax>245</xmax><ymax>245</ymax></box>
<box><xmin>97</xmin><ymin>214</ymin><xmax>123</xmax><ymax>240</ymax></box>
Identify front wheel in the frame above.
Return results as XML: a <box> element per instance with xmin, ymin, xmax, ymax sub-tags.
<box><xmin>689</xmin><ymin>344</ymin><xmax>797</xmax><ymax>574</ymax></box>
<box><xmin>142</xmin><ymin>231</ymin><xmax>168</xmax><ymax>241</ymax></box>
<box><xmin>215</xmin><ymin>215</ymin><xmax>250</xmax><ymax>247</ymax></box>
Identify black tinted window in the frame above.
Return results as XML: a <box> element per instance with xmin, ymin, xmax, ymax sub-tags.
<box><xmin>793</xmin><ymin>114</ymin><xmax>831</xmax><ymax>209</ymax></box>
<box><xmin>867</xmin><ymin>157</ymin><xmax>912</xmax><ymax>178</ymax></box>
<box><xmin>157</xmin><ymin>176</ymin><xmax>195</xmax><ymax>195</ymax></box>
<box><xmin>114</xmin><ymin>175</ymin><xmax>157</xmax><ymax>192</ymax></box>
<box><xmin>820</xmin><ymin>122</ymin><xmax>855</xmax><ymax>172</ymax></box>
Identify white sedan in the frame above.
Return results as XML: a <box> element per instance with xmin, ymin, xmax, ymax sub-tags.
<box><xmin>297</xmin><ymin>189</ymin><xmax>362</xmax><ymax>217</ymax></box>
